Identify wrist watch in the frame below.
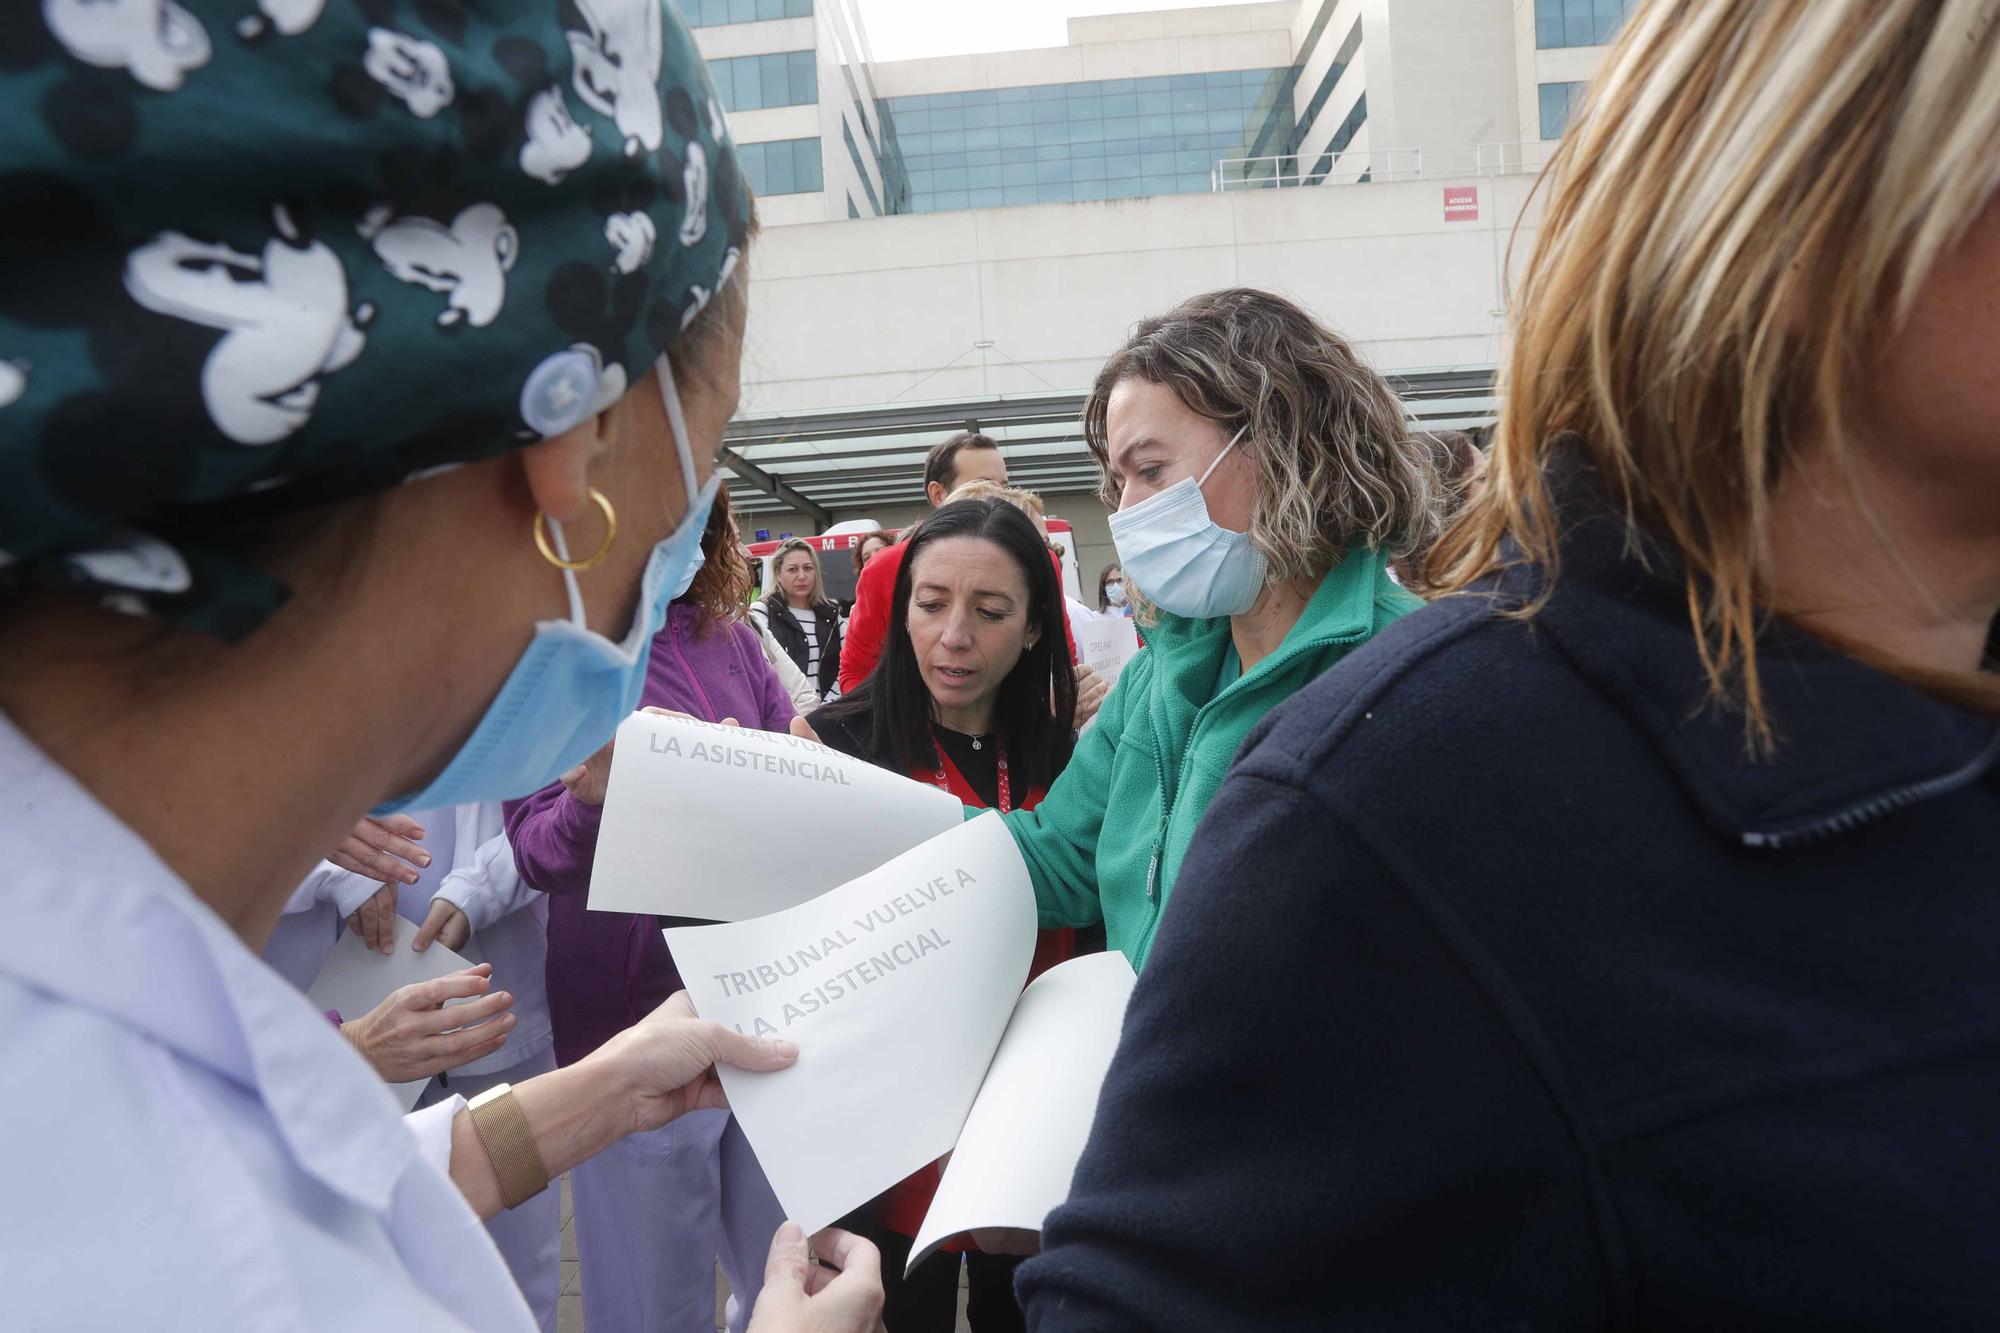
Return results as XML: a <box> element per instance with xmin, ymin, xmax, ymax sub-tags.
<box><xmin>466</xmin><ymin>1083</ymin><xmax>548</xmax><ymax>1209</ymax></box>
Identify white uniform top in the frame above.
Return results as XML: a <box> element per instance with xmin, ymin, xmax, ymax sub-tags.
<box><xmin>0</xmin><ymin>715</ymin><xmax>535</xmax><ymax>1331</ymax></box>
<box><xmin>273</xmin><ymin>805</ymin><xmax>553</xmax><ymax>1078</ymax></box>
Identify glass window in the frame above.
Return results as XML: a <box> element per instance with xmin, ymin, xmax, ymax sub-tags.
<box><xmin>1034</xmin><ymin>143</ymin><xmax>1068</xmax><ymax>163</ymax></box>
<box><xmin>966</xmin><ymin>164</ymin><xmax>1001</xmax><ymax>188</ymax></box>
<box><xmin>846</xmin><ymin>193</ymin><xmax>859</xmax><ymax>218</ymax></box>
<box><xmin>963</xmin><ymin>103</ymin><xmax>998</xmax><ymax>129</ymax></box>
<box><xmin>966</xmin><ymin>148</ymin><xmax>1001</xmax><ymax>167</ymax></box>
<box><xmin>931</xmin><ymin>107</ymin><xmax>965</xmax><ymax>132</ymax></box>
<box><xmin>898</xmin><ymin>109</ymin><xmax>930</xmax><ymax>135</ymax></box>
<box><xmin>1593</xmin><ymin>0</ymin><xmax>1625</xmax><ymax>42</ymax></box>
<box><xmin>1033</xmin><ymin>120</ymin><xmax>1071</xmax><ymax>145</ymax></box>
<box><xmin>1002</xmin><ymin>162</ymin><xmax>1037</xmax><ymax>187</ymax></box>
<box><xmin>999</xmin><ymin>123</ymin><xmax>1035</xmax><ymax>148</ymax></box>
<box><xmin>899</xmin><ymin>131</ymin><xmax>930</xmax><ymax>156</ymax></box>
<box><xmin>1539</xmin><ymin>81</ymin><xmax>1580</xmax><ymax>138</ymax></box>
<box><xmin>764</xmin><ymin>142</ymin><xmax>795</xmax><ymax>194</ymax></box>
<box><xmin>1173</xmin><ymin>88</ymin><xmax>1205</xmax><ymax>114</ymax></box>
<box><xmin>796</xmin><ymin>139</ymin><xmax>823</xmax><ymax>191</ymax></box>
<box><xmin>932</xmin><ymin>190</ymin><xmax>969</xmax><ymax>211</ymax></box>
<box><xmin>996</xmin><ymin>102</ymin><xmax>1033</xmax><ymax>127</ymax></box>
<box><xmin>1135</xmin><ymin>90</ymin><xmax>1171</xmax><ymax>117</ymax></box>
<box><xmin>933</xmin><ymin>166</ymin><xmax>967</xmax><ymax>191</ymax></box>
<box><xmin>1071</xmin><ymin>119</ymin><xmax>1104</xmax><ymax>144</ymax></box>
<box><xmin>1139</xmin><ymin>150</ymin><xmax>1175</xmax><ymax>176</ymax></box>
<box><xmin>1102</xmin><ymin>93</ymin><xmax>1138</xmax><ymax>119</ymax></box>
<box><xmin>1174</xmin><ymin>148</ymin><xmax>1208</xmax><ymax>174</ymax></box>
<box><xmin>1139</xmin><ymin>113</ymin><xmax>1174</xmax><ymax>138</ymax></box>
<box><xmin>962</xmin><ymin>89</ymin><xmax>997</xmax><ymax>106</ymax></box>
<box><xmin>931</xmin><ymin>149</ymin><xmax>967</xmax><ymax>169</ymax></box>
<box><xmin>1034</xmin><ymin>159</ymin><xmax>1067</xmax><ymax>184</ymax></box>
<box><xmin>929</xmin><ymin>92</ymin><xmax>962</xmax><ymax>110</ymax></box>
<box><xmin>1133</xmin><ymin>75</ymin><xmax>1171</xmax><ymax>93</ymax></box>
<box><xmin>1140</xmin><ymin>173</ymin><xmax>1179</xmax><ymax>195</ymax></box>
<box><xmin>1105</xmin><ymin>178</ymin><xmax>1142</xmax><ymax>199</ymax></box>
<box><xmin>786</xmin><ymin>0</ymin><xmax>812</xmax><ymax>15</ymax></box>
<box><xmin>1172</xmin><ymin>111</ymin><xmax>1208</xmax><ymax>134</ymax></box>
<box><xmin>1031</xmin><ymin>100</ymin><xmax>1068</xmax><ymax>124</ymax></box>
<box><xmin>906</xmin><ymin>169</ymin><xmax>933</xmax><ymax>193</ymax></box>
<box><xmin>789</xmin><ymin>51</ymin><xmax>817</xmax><ymax>102</ymax></box>
<box><xmin>999</xmin><ymin>145</ymin><xmax>1036</xmax><ymax>165</ymax></box>
<box><xmin>1205</xmin><ymin>82</ymin><xmax>1245</xmax><ymax>111</ymax></box>
<box><xmin>728</xmin><ymin>0</ymin><xmax>755</xmax><ymax>21</ymax></box>
<box><xmin>1031</xmin><ymin>83</ymin><xmax>1066</xmax><ymax>102</ymax></box>
<box><xmin>1036</xmin><ymin>181</ymin><xmax>1073</xmax><ymax>204</ymax></box>
<box><xmin>1073</xmin><ymin>178</ymin><xmax>1109</xmax><ymax>202</ymax></box>
<box><xmin>1063</xmin><ymin>81</ymin><xmax>1096</xmax><ymax>99</ymax></box>
<box><xmin>755</xmin><ymin>0</ymin><xmax>783</xmax><ymax>20</ymax></box>
<box><xmin>1071</xmin><ymin>154</ymin><xmax>1108</xmax><ymax>181</ymax></box>
<box><xmin>995</xmin><ymin>87</ymin><xmax>1031</xmax><ymax>103</ymax></box>
<box><xmin>760</xmin><ymin>56</ymin><xmax>789</xmax><ymax>107</ymax></box>
<box><xmin>1103</xmin><ymin>151</ymin><xmax>1140</xmax><ymax>179</ymax></box>
<box><xmin>964</xmin><ymin>127</ymin><xmax>999</xmax><ymax>151</ymax></box>
<box><xmin>1537</xmin><ymin>0</ymin><xmax>1629</xmax><ymax>48</ymax></box>
<box><xmin>968</xmin><ymin>187</ymin><xmax>1006</xmax><ymax>208</ymax></box>
<box><xmin>1102</xmin><ymin>116</ymin><xmax>1138</xmax><ymax>141</ymax></box>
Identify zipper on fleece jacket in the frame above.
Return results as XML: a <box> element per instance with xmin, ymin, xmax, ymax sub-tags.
<box><xmin>669</xmin><ymin>619</ymin><xmax>721</xmax><ymax>723</ymax></box>
<box><xmin>1142</xmin><ymin>625</ymin><xmax>1369</xmax><ymax>916</ymax></box>
<box><xmin>1742</xmin><ymin>730</ymin><xmax>2000</xmax><ymax>850</ymax></box>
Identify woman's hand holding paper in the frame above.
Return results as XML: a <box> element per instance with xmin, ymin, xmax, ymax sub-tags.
<box><xmin>747</xmin><ymin>1222</ymin><xmax>887</xmax><ymax>1333</ymax></box>
<box><xmin>342</xmin><ymin>963</ymin><xmax>515</xmax><ymax>1082</ymax></box>
<box><xmin>413</xmin><ymin>897</ymin><xmax>471</xmax><ymax>953</ymax></box>
<box><xmin>345</xmin><ymin>882</ymin><xmax>401</xmax><ymax>956</ymax></box>
<box><xmin>592</xmin><ymin>991</ymin><xmax>799</xmax><ymax>1138</ymax></box>
<box><xmin>1072</xmin><ymin>663</ymin><xmax>1109</xmax><ymax>729</ymax></box>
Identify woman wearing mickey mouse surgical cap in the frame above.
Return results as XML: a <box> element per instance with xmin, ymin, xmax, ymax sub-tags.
<box><xmin>0</xmin><ymin>3</ymin><xmax>880</xmax><ymax>1331</ymax></box>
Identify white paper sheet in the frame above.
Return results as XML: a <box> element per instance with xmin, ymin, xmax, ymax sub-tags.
<box><xmin>1075</xmin><ymin>617</ymin><xmax>1141</xmax><ymax>732</ymax></box>
<box><xmin>305</xmin><ymin>916</ymin><xmax>474</xmax><ymax>1109</ymax></box>
<box><xmin>589</xmin><ymin>712</ymin><xmax>965</xmax><ymax>921</ymax></box>
<box><xmin>906</xmin><ymin>951</ymin><xmax>1136</xmax><ymax>1270</ymax></box>
<box><xmin>665</xmin><ymin>814</ymin><xmax>1038</xmax><ymax>1233</ymax></box>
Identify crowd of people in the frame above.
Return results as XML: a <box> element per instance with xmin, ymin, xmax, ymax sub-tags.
<box><xmin>3</xmin><ymin>0</ymin><xmax>1998</xmax><ymax>1330</ymax></box>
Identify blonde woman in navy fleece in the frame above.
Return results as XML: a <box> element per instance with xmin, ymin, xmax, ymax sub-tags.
<box><xmin>1021</xmin><ymin>1</ymin><xmax>2000</xmax><ymax>1327</ymax></box>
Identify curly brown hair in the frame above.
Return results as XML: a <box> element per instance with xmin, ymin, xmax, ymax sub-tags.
<box><xmin>678</xmin><ymin>486</ymin><xmax>751</xmax><ymax>635</ymax></box>
<box><xmin>1084</xmin><ymin>288</ymin><xmax>1438</xmax><ymax>592</ymax></box>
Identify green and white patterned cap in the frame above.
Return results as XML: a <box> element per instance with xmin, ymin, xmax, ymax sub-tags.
<box><xmin>0</xmin><ymin>0</ymin><xmax>748</xmax><ymax>638</ymax></box>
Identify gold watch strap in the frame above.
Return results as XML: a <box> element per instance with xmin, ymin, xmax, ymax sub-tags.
<box><xmin>466</xmin><ymin>1083</ymin><xmax>548</xmax><ymax>1210</ymax></box>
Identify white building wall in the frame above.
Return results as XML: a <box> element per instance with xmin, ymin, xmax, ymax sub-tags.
<box><xmin>738</xmin><ymin>172</ymin><xmax>1540</xmax><ymax>416</ymax></box>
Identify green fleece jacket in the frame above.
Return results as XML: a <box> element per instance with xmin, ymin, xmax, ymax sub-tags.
<box><xmin>1003</xmin><ymin>549</ymin><xmax>1422</xmax><ymax>969</ymax></box>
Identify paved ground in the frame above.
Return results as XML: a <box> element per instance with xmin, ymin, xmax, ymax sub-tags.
<box><xmin>554</xmin><ymin>1175</ymin><xmax>973</xmax><ymax>1331</ymax></box>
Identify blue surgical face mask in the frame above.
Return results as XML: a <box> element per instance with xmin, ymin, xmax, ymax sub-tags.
<box><xmin>1108</xmin><ymin>425</ymin><xmax>1267</xmax><ymax>620</ymax></box>
<box><xmin>374</xmin><ymin>356</ymin><xmax>719</xmax><ymax>814</ymax></box>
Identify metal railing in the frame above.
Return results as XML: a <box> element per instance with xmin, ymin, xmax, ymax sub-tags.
<box><xmin>1212</xmin><ymin>140</ymin><xmax>1559</xmax><ymax>191</ymax></box>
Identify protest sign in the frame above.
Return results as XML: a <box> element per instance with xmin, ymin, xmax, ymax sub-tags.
<box><xmin>590</xmin><ymin>712</ymin><xmax>965</xmax><ymax>920</ymax></box>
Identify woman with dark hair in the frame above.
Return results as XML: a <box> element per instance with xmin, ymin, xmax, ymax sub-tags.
<box><xmin>506</xmin><ymin>487</ymin><xmax>802</xmax><ymax>1333</ymax></box>
<box><xmin>809</xmin><ymin>498</ymin><xmax>1077</xmax><ymax>1332</ymax></box>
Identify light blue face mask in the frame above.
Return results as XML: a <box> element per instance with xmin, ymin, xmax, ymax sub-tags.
<box><xmin>1108</xmin><ymin>425</ymin><xmax>1268</xmax><ymax>620</ymax></box>
<box><xmin>373</xmin><ymin>357</ymin><xmax>720</xmax><ymax>814</ymax></box>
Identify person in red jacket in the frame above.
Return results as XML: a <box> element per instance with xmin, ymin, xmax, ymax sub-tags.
<box><xmin>840</xmin><ymin>431</ymin><xmax>1009</xmax><ymax>693</ymax></box>
<box><xmin>808</xmin><ymin>497</ymin><xmax>1079</xmax><ymax>1332</ymax></box>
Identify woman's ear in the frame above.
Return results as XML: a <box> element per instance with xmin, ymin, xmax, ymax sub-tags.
<box><xmin>519</xmin><ymin>401</ymin><xmax>616</xmax><ymax>524</ymax></box>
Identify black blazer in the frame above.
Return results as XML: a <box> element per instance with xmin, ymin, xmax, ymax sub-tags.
<box><xmin>1020</xmin><ymin>455</ymin><xmax>2000</xmax><ymax>1330</ymax></box>
<box><xmin>761</xmin><ymin>594</ymin><xmax>842</xmax><ymax>698</ymax></box>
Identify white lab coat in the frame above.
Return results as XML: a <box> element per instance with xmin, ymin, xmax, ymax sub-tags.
<box><xmin>0</xmin><ymin>716</ymin><xmax>534</xmax><ymax>1331</ymax></box>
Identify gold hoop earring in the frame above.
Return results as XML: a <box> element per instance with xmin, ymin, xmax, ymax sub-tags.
<box><xmin>533</xmin><ymin>488</ymin><xmax>618</xmax><ymax>571</ymax></box>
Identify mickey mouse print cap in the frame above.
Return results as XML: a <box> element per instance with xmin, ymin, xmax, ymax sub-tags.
<box><xmin>0</xmin><ymin>0</ymin><xmax>749</xmax><ymax>639</ymax></box>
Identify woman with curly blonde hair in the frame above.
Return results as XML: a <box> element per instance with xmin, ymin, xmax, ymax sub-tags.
<box><xmin>1023</xmin><ymin>1</ymin><xmax>2000</xmax><ymax>1325</ymax></box>
<box><xmin>999</xmin><ymin>286</ymin><xmax>1439</xmax><ymax>971</ymax></box>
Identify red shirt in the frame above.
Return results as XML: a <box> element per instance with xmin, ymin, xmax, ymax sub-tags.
<box><xmin>840</xmin><ymin>537</ymin><xmax>1079</xmax><ymax>694</ymax></box>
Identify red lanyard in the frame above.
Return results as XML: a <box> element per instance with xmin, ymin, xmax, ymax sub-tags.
<box><xmin>932</xmin><ymin>735</ymin><xmax>1010</xmax><ymax>813</ymax></box>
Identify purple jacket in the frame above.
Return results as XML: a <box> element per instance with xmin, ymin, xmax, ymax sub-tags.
<box><xmin>505</xmin><ymin>604</ymin><xmax>797</xmax><ymax>1067</ymax></box>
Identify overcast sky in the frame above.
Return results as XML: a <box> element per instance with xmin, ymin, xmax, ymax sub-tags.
<box><xmin>853</xmin><ymin>0</ymin><xmax>1226</xmax><ymax>61</ymax></box>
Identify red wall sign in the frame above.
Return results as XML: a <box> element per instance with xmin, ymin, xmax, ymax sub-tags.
<box><xmin>1443</xmin><ymin>185</ymin><xmax>1479</xmax><ymax>222</ymax></box>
